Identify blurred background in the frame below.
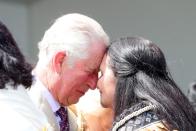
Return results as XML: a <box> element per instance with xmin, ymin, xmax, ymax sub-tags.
<box><xmin>0</xmin><ymin>0</ymin><xmax>195</xmax><ymax>93</ymax></box>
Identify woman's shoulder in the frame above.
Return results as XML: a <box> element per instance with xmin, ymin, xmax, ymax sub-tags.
<box><xmin>114</xmin><ymin>110</ymin><xmax>163</xmax><ymax>131</ymax></box>
<box><xmin>138</xmin><ymin>121</ymin><xmax>178</xmax><ymax>131</ymax></box>
<box><xmin>0</xmin><ymin>108</ymin><xmax>51</xmax><ymax>131</ymax></box>
<box><xmin>0</xmin><ymin>84</ymin><xmax>53</xmax><ymax>131</ymax></box>
<box><xmin>112</xmin><ymin>102</ymin><xmax>178</xmax><ymax>131</ymax></box>
<box><xmin>112</xmin><ymin>102</ymin><xmax>166</xmax><ymax>131</ymax></box>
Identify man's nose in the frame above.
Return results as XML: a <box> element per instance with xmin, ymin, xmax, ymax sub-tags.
<box><xmin>87</xmin><ymin>74</ymin><xmax>98</xmax><ymax>90</ymax></box>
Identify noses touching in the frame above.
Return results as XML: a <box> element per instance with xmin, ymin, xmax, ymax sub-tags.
<box><xmin>86</xmin><ymin>73</ymin><xmax>98</xmax><ymax>90</ymax></box>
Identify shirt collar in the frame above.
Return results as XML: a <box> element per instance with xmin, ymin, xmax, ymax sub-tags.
<box><xmin>34</xmin><ymin>77</ymin><xmax>60</xmax><ymax>112</ymax></box>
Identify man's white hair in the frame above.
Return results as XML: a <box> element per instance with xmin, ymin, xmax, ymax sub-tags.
<box><xmin>38</xmin><ymin>13</ymin><xmax>109</xmax><ymax>66</ymax></box>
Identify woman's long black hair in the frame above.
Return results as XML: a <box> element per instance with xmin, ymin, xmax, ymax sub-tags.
<box><xmin>109</xmin><ymin>37</ymin><xmax>196</xmax><ymax>130</ymax></box>
<box><xmin>0</xmin><ymin>21</ymin><xmax>32</xmax><ymax>89</ymax></box>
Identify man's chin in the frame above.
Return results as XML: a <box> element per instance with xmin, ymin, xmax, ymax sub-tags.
<box><xmin>69</xmin><ymin>98</ymin><xmax>80</xmax><ymax>105</ymax></box>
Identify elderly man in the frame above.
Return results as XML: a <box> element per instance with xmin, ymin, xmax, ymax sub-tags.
<box><xmin>28</xmin><ymin>13</ymin><xmax>109</xmax><ymax>131</ymax></box>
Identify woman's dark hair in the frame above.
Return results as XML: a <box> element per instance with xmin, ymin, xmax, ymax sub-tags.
<box><xmin>108</xmin><ymin>37</ymin><xmax>196</xmax><ymax>130</ymax></box>
<box><xmin>187</xmin><ymin>81</ymin><xmax>196</xmax><ymax>110</ymax></box>
<box><xmin>0</xmin><ymin>21</ymin><xmax>32</xmax><ymax>89</ymax></box>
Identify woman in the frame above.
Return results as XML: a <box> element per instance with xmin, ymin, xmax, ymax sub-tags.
<box><xmin>97</xmin><ymin>36</ymin><xmax>196</xmax><ymax>131</ymax></box>
<box><xmin>0</xmin><ymin>21</ymin><xmax>51</xmax><ymax>131</ymax></box>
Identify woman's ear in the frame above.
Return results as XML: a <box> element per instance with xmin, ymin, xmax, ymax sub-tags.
<box><xmin>52</xmin><ymin>51</ymin><xmax>66</xmax><ymax>74</ymax></box>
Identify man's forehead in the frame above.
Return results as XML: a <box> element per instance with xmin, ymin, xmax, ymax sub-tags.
<box><xmin>85</xmin><ymin>58</ymin><xmax>102</xmax><ymax>71</ymax></box>
<box><xmin>84</xmin><ymin>43</ymin><xmax>107</xmax><ymax>69</ymax></box>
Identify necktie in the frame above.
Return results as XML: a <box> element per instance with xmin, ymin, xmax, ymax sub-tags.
<box><xmin>55</xmin><ymin>107</ymin><xmax>69</xmax><ymax>131</ymax></box>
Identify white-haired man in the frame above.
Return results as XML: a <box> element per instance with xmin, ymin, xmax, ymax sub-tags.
<box><xmin>28</xmin><ymin>13</ymin><xmax>109</xmax><ymax>131</ymax></box>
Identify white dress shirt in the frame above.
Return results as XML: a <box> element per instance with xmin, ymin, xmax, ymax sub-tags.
<box><xmin>33</xmin><ymin>78</ymin><xmax>61</xmax><ymax>125</ymax></box>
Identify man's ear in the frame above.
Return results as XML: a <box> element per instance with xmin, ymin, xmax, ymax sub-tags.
<box><xmin>52</xmin><ymin>51</ymin><xmax>66</xmax><ymax>74</ymax></box>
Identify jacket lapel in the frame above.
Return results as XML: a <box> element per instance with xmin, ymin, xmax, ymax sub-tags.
<box><xmin>28</xmin><ymin>86</ymin><xmax>59</xmax><ymax>131</ymax></box>
<box><xmin>40</xmin><ymin>95</ymin><xmax>59</xmax><ymax>131</ymax></box>
<box><xmin>29</xmin><ymin>81</ymin><xmax>79</xmax><ymax>131</ymax></box>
